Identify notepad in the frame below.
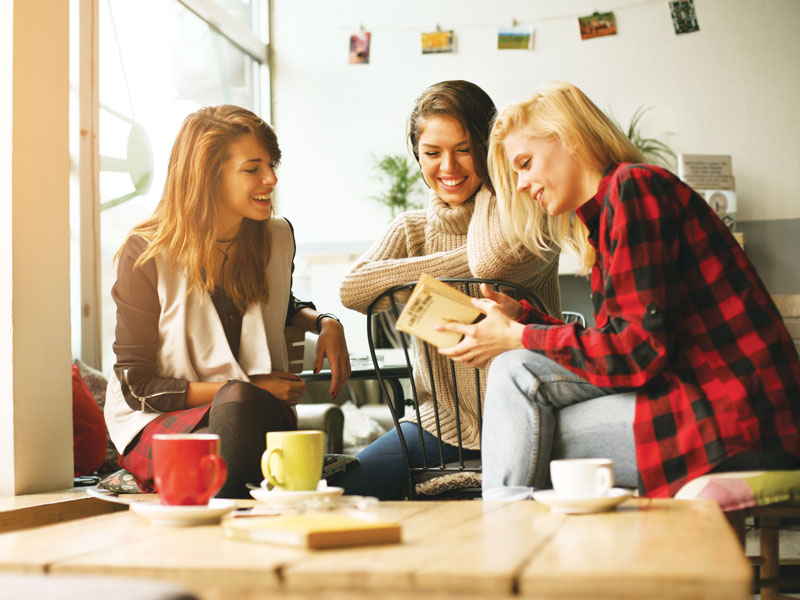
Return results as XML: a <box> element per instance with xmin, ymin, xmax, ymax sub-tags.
<box><xmin>222</xmin><ymin>513</ymin><xmax>402</xmax><ymax>549</ymax></box>
<box><xmin>394</xmin><ymin>274</ymin><xmax>482</xmax><ymax>348</ymax></box>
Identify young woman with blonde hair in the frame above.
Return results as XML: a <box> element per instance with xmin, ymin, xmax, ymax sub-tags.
<box><xmin>440</xmin><ymin>81</ymin><xmax>800</xmax><ymax>497</ymax></box>
<box><xmin>104</xmin><ymin>105</ymin><xmax>351</xmax><ymax>498</ymax></box>
<box><xmin>336</xmin><ymin>80</ymin><xmax>561</xmax><ymax>500</ymax></box>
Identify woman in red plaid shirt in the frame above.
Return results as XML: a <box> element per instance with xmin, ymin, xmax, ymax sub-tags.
<box><xmin>440</xmin><ymin>81</ymin><xmax>800</xmax><ymax>498</ymax></box>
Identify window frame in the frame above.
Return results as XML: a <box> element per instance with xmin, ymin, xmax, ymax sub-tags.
<box><xmin>72</xmin><ymin>0</ymin><xmax>271</xmax><ymax>368</ymax></box>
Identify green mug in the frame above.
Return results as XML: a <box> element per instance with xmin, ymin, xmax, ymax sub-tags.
<box><xmin>261</xmin><ymin>430</ymin><xmax>324</xmax><ymax>491</ymax></box>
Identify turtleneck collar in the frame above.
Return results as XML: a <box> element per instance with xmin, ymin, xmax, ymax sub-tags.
<box><xmin>425</xmin><ymin>187</ymin><xmax>484</xmax><ymax>235</ymax></box>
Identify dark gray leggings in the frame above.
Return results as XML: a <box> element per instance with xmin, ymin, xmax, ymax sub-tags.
<box><xmin>195</xmin><ymin>380</ymin><xmax>296</xmax><ymax>498</ymax></box>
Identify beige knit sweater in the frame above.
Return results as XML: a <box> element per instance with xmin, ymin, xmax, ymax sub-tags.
<box><xmin>339</xmin><ymin>187</ymin><xmax>561</xmax><ymax>450</ymax></box>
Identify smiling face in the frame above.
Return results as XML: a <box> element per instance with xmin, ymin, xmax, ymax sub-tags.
<box><xmin>216</xmin><ymin>134</ymin><xmax>277</xmax><ymax>238</ymax></box>
<box><xmin>503</xmin><ymin>129</ymin><xmax>590</xmax><ymax>217</ymax></box>
<box><xmin>417</xmin><ymin>115</ymin><xmax>482</xmax><ymax>207</ymax></box>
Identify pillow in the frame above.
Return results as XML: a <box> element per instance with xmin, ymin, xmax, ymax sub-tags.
<box><xmin>72</xmin><ymin>364</ymin><xmax>107</xmax><ymax>476</ymax></box>
<box><xmin>674</xmin><ymin>470</ymin><xmax>800</xmax><ymax>511</ymax></box>
<box><xmin>74</xmin><ymin>358</ymin><xmax>109</xmax><ymax>410</ymax></box>
<box><xmin>416</xmin><ymin>472</ymin><xmax>482</xmax><ymax>497</ymax></box>
<box><xmin>97</xmin><ymin>468</ymin><xmax>144</xmax><ymax>494</ymax></box>
<box><xmin>341</xmin><ymin>401</ymin><xmax>387</xmax><ymax>453</ymax></box>
<box><xmin>322</xmin><ymin>454</ymin><xmax>359</xmax><ymax>480</ymax></box>
<box><xmin>74</xmin><ymin>358</ymin><xmax>120</xmax><ymax>475</ymax></box>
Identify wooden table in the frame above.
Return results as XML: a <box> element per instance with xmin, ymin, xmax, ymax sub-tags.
<box><xmin>0</xmin><ymin>487</ymin><xmax>126</xmax><ymax>534</ymax></box>
<box><xmin>0</xmin><ymin>498</ymin><xmax>750</xmax><ymax>600</ymax></box>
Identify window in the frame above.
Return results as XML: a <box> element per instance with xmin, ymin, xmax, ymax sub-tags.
<box><xmin>71</xmin><ymin>0</ymin><xmax>269</xmax><ymax>371</ymax></box>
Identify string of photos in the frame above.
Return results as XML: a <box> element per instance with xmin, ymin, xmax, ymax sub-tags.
<box><xmin>348</xmin><ymin>0</ymin><xmax>698</xmax><ymax>65</ymax></box>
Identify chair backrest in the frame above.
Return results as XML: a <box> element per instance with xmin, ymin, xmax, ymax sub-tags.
<box><xmin>562</xmin><ymin>310</ymin><xmax>587</xmax><ymax>327</ymax></box>
<box><xmin>366</xmin><ymin>277</ymin><xmax>546</xmax><ymax>498</ymax></box>
<box><xmin>284</xmin><ymin>325</ymin><xmax>306</xmax><ymax>374</ymax></box>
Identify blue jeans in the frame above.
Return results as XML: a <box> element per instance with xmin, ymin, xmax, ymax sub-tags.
<box><xmin>333</xmin><ymin>421</ymin><xmax>481</xmax><ymax>500</ymax></box>
<box><xmin>481</xmin><ymin>349</ymin><xmax>625</xmax><ymax>492</ymax></box>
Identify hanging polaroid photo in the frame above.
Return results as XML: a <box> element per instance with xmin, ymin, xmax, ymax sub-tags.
<box><xmin>349</xmin><ymin>31</ymin><xmax>371</xmax><ymax>64</ymax></box>
<box><xmin>497</xmin><ymin>26</ymin><xmax>535</xmax><ymax>50</ymax></box>
<box><xmin>669</xmin><ymin>0</ymin><xmax>700</xmax><ymax>35</ymax></box>
<box><xmin>578</xmin><ymin>11</ymin><xmax>617</xmax><ymax>40</ymax></box>
<box><xmin>421</xmin><ymin>30</ymin><xmax>456</xmax><ymax>54</ymax></box>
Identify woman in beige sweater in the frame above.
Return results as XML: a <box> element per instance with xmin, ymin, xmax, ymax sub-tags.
<box><xmin>336</xmin><ymin>80</ymin><xmax>560</xmax><ymax>499</ymax></box>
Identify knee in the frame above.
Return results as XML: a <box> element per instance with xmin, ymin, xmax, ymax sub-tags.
<box><xmin>488</xmin><ymin>349</ymin><xmax>528</xmax><ymax>378</ymax></box>
<box><xmin>213</xmin><ymin>381</ymin><xmax>262</xmax><ymax>416</ymax></box>
<box><xmin>487</xmin><ymin>350</ymin><xmax>535</xmax><ymax>393</ymax></box>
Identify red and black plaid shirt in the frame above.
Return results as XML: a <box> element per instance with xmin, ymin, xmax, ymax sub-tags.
<box><xmin>520</xmin><ymin>163</ymin><xmax>800</xmax><ymax>497</ymax></box>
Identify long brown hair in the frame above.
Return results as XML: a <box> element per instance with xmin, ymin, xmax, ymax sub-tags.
<box><xmin>407</xmin><ymin>80</ymin><xmax>497</xmax><ymax>195</ymax></box>
<box><xmin>120</xmin><ymin>105</ymin><xmax>281</xmax><ymax>309</ymax></box>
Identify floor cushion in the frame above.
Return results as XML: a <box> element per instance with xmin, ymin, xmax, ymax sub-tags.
<box><xmin>674</xmin><ymin>470</ymin><xmax>800</xmax><ymax>511</ymax></box>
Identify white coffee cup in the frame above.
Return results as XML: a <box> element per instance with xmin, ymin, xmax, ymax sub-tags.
<box><xmin>550</xmin><ymin>458</ymin><xmax>614</xmax><ymax>499</ymax></box>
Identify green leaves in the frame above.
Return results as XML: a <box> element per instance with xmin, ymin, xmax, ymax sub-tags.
<box><xmin>370</xmin><ymin>154</ymin><xmax>425</xmax><ymax>219</ymax></box>
<box><xmin>614</xmin><ymin>105</ymin><xmax>677</xmax><ymax>169</ymax></box>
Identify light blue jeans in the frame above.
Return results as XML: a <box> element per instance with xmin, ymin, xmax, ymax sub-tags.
<box><xmin>481</xmin><ymin>349</ymin><xmax>635</xmax><ymax>492</ymax></box>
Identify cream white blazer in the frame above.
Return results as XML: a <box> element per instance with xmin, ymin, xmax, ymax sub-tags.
<box><xmin>105</xmin><ymin>217</ymin><xmax>295</xmax><ymax>454</ymax></box>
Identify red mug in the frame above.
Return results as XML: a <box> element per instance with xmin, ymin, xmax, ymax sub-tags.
<box><xmin>152</xmin><ymin>433</ymin><xmax>228</xmax><ymax>506</ymax></box>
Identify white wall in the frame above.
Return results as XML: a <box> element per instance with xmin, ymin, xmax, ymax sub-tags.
<box><xmin>271</xmin><ymin>0</ymin><xmax>800</xmax><ymax>246</ymax></box>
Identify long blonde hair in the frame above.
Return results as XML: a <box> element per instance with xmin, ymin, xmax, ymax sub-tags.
<box><xmin>119</xmin><ymin>105</ymin><xmax>281</xmax><ymax>309</ymax></box>
<box><xmin>488</xmin><ymin>81</ymin><xmax>644</xmax><ymax>274</ymax></box>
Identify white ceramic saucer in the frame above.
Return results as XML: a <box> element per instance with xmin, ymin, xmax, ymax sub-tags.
<box><xmin>249</xmin><ymin>486</ymin><xmax>344</xmax><ymax>506</ymax></box>
<box><xmin>532</xmin><ymin>488</ymin><xmax>633</xmax><ymax>514</ymax></box>
<box><xmin>129</xmin><ymin>498</ymin><xmax>237</xmax><ymax>526</ymax></box>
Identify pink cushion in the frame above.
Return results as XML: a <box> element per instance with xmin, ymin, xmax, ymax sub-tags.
<box><xmin>675</xmin><ymin>470</ymin><xmax>800</xmax><ymax>511</ymax></box>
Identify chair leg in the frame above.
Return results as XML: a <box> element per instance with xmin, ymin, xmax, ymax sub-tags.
<box><xmin>725</xmin><ymin>509</ymin><xmax>746</xmax><ymax>549</ymax></box>
<box><xmin>760</xmin><ymin>515</ymin><xmax>779</xmax><ymax>600</ymax></box>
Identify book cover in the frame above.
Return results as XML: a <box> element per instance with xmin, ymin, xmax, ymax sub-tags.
<box><xmin>222</xmin><ymin>513</ymin><xmax>402</xmax><ymax>549</ymax></box>
<box><xmin>394</xmin><ymin>274</ymin><xmax>482</xmax><ymax>348</ymax></box>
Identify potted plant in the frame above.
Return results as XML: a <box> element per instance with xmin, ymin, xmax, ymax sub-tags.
<box><xmin>370</xmin><ymin>154</ymin><xmax>425</xmax><ymax>220</ymax></box>
<box><xmin>614</xmin><ymin>105</ymin><xmax>677</xmax><ymax>169</ymax></box>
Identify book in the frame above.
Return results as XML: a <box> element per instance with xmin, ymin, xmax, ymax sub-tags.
<box><xmin>222</xmin><ymin>513</ymin><xmax>402</xmax><ymax>549</ymax></box>
<box><xmin>394</xmin><ymin>273</ymin><xmax>482</xmax><ymax>348</ymax></box>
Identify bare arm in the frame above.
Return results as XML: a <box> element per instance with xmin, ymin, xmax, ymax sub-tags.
<box><xmin>288</xmin><ymin>307</ymin><xmax>351</xmax><ymax>400</ymax></box>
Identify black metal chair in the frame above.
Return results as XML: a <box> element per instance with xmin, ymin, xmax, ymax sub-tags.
<box><xmin>366</xmin><ymin>277</ymin><xmax>547</xmax><ymax>500</ymax></box>
<box><xmin>562</xmin><ymin>310</ymin><xmax>587</xmax><ymax>327</ymax></box>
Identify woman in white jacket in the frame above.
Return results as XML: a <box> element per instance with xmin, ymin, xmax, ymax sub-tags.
<box><xmin>105</xmin><ymin>105</ymin><xmax>350</xmax><ymax>498</ymax></box>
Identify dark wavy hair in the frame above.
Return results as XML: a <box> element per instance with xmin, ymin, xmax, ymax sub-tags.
<box><xmin>407</xmin><ymin>80</ymin><xmax>497</xmax><ymax>195</ymax></box>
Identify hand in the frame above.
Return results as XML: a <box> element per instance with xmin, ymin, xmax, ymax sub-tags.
<box><xmin>250</xmin><ymin>371</ymin><xmax>306</xmax><ymax>405</ymax></box>
<box><xmin>437</xmin><ymin>297</ymin><xmax>526</xmax><ymax>368</ymax></box>
<box><xmin>479</xmin><ymin>283</ymin><xmax>523</xmax><ymax>320</ymax></box>
<box><xmin>315</xmin><ymin>318</ymin><xmax>352</xmax><ymax>399</ymax></box>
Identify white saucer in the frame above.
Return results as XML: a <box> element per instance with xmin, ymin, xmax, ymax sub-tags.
<box><xmin>532</xmin><ymin>488</ymin><xmax>633</xmax><ymax>514</ymax></box>
<box><xmin>249</xmin><ymin>486</ymin><xmax>344</xmax><ymax>506</ymax></box>
<box><xmin>129</xmin><ymin>498</ymin><xmax>237</xmax><ymax>526</ymax></box>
